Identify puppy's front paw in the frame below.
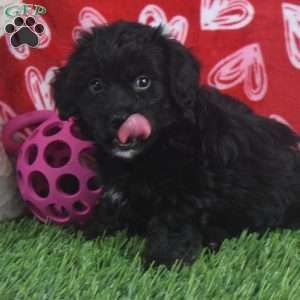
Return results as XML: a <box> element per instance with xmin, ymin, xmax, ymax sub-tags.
<box><xmin>144</xmin><ymin>216</ymin><xmax>203</xmax><ymax>268</ymax></box>
<box><xmin>204</xmin><ymin>226</ymin><xmax>229</xmax><ymax>251</ymax></box>
<box><xmin>81</xmin><ymin>187</ymin><xmax>128</xmax><ymax>239</ymax></box>
<box><xmin>101</xmin><ymin>188</ymin><xmax>128</xmax><ymax>215</ymax></box>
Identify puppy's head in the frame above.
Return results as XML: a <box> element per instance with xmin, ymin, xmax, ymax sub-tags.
<box><xmin>53</xmin><ymin>21</ymin><xmax>200</xmax><ymax>160</ymax></box>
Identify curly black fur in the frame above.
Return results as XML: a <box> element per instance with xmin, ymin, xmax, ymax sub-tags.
<box><xmin>53</xmin><ymin>21</ymin><xmax>300</xmax><ymax>267</ymax></box>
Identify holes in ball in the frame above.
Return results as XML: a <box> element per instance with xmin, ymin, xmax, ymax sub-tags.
<box><xmin>87</xmin><ymin>176</ymin><xmax>102</xmax><ymax>191</ymax></box>
<box><xmin>73</xmin><ymin>201</ymin><xmax>88</xmax><ymax>213</ymax></box>
<box><xmin>43</xmin><ymin>123</ymin><xmax>63</xmax><ymax>136</ymax></box>
<box><xmin>79</xmin><ymin>148</ymin><xmax>97</xmax><ymax>171</ymax></box>
<box><xmin>57</xmin><ymin>174</ymin><xmax>79</xmax><ymax>195</ymax></box>
<box><xmin>47</xmin><ymin>204</ymin><xmax>70</xmax><ymax>219</ymax></box>
<box><xmin>30</xmin><ymin>171</ymin><xmax>49</xmax><ymax>198</ymax></box>
<box><xmin>70</xmin><ymin>124</ymin><xmax>89</xmax><ymax>140</ymax></box>
<box><xmin>44</xmin><ymin>141</ymin><xmax>71</xmax><ymax>168</ymax></box>
<box><xmin>26</xmin><ymin>144</ymin><xmax>38</xmax><ymax>165</ymax></box>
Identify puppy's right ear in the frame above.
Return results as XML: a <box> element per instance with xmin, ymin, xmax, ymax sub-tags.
<box><xmin>52</xmin><ymin>65</ymin><xmax>79</xmax><ymax>120</ymax></box>
<box><xmin>53</xmin><ymin>29</ymin><xmax>100</xmax><ymax>120</ymax></box>
<box><xmin>165</xmin><ymin>38</ymin><xmax>200</xmax><ymax>121</ymax></box>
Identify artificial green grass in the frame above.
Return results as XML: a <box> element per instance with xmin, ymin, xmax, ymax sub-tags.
<box><xmin>1</xmin><ymin>218</ymin><xmax>300</xmax><ymax>300</ymax></box>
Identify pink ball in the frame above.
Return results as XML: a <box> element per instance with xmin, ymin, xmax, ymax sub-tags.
<box><xmin>3</xmin><ymin>111</ymin><xmax>102</xmax><ymax>225</ymax></box>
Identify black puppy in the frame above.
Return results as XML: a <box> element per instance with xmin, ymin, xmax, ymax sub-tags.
<box><xmin>53</xmin><ymin>21</ymin><xmax>300</xmax><ymax>267</ymax></box>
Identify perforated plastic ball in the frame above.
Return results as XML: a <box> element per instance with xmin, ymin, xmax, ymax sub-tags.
<box><xmin>15</xmin><ymin>113</ymin><xmax>102</xmax><ymax>225</ymax></box>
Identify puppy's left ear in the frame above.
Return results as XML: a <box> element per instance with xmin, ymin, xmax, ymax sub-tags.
<box><xmin>166</xmin><ymin>39</ymin><xmax>200</xmax><ymax>119</ymax></box>
<box><xmin>52</xmin><ymin>66</ymin><xmax>79</xmax><ymax>120</ymax></box>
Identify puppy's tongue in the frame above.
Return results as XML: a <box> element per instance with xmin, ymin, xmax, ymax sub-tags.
<box><xmin>118</xmin><ymin>114</ymin><xmax>151</xmax><ymax>144</ymax></box>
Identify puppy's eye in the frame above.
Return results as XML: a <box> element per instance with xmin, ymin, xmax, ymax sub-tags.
<box><xmin>134</xmin><ymin>75</ymin><xmax>151</xmax><ymax>91</ymax></box>
<box><xmin>89</xmin><ymin>79</ymin><xmax>104</xmax><ymax>94</ymax></box>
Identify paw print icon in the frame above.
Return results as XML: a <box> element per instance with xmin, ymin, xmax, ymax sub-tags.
<box><xmin>5</xmin><ymin>16</ymin><xmax>44</xmax><ymax>48</ymax></box>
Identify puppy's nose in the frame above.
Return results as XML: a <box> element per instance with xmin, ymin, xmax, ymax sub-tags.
<box><xmin>110</xmin><ymin>113</ymin><xmax>128</xmax><ymax>130</ymax></box>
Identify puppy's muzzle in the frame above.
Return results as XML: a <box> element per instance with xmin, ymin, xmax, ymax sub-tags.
<box><xmin>110</xmin><ymin>113</ymin><xmax>129</xmax><ymax>130</ymax></box>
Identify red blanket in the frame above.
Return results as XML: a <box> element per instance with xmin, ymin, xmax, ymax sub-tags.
<box><xmin>0</xmin><ymin>0</ymin><xmax>299</xmax><ymax>132</ymax></box>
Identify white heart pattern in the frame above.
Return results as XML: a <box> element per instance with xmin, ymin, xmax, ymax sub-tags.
<box><xmin>72</xmin><ymin>6</ymin><xmax>107</xmax><ymax>41</ymax></box>
<box><xmin>269</xmin><ymin>114</ymin><xmax>293</xmax><ymax>129</ymax></box>
<box><xmin>0</xmin><ymin>101</ymin><xmax>17</xmax><ymax>133</ymax></box>
<box><xmin>5</xmin><ymin>37</ymin><xmax>30</xmax><ymax>60</ymax></box>
<box><xmin>208</xmin><ymin>44</ymin><xmax>268</xmax><ymax>101</ymax></box>
<box><xmin>0</xmin><ymin>101</ymin><xmax>16</xmax><ymax>174</ymax></box>
<box><xmin>201</xmin><ymin>0</ymin><xmax>255</xmax><ymax>30</ymax></box>
<box><xmin>5</xmin><ymin>15</ymin><xmax>51</xmax><ymax>60</ymax></box>
<box><xmin>282</xmin><ymin>3</ymin><xmax>300</xmax><ymax>69</ymax></box>
<box><xmin>208</xmin><ymin>43</ymin><xmax>268</xmax><ymax>101</ymax></box>
<box><xmin>0</xmin><ymin>100</ymin><xmax>30</xmax><ymax>142</ymax></box>
<box><xmin>25</xmin><ymin>66</ymin><xmax>58</xmax><ymax>111</ymax></box>
<box><xmin>139</xmin><ymin>4</ymin><xmax>189</xmax><ymax>44</ymax></box>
